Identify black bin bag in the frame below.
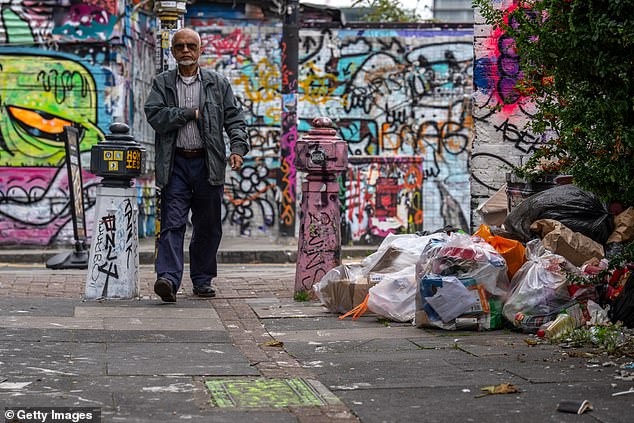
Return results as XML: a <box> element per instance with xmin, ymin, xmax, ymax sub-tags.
<box><xmin>504</xmin><ymin>184</ymin><xmax>613</xmax><ymax>244</ymax></box>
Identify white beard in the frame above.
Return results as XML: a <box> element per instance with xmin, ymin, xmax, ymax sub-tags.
<box><xmin>177</xmin><ymin>59</ymin><xmax>197</xmax><ymax>66</ymax></box>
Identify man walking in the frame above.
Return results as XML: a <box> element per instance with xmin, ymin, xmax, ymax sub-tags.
<box><xmin>144</xmin><ymin>28</ymin><xmax>249</xmax><ymax>302</ymax></box>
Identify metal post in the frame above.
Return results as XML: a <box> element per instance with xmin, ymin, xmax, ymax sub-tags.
<box><xmin>279</xmin><ymin>0</ymin><xmax>300</xmax><ymax>237</ymax></box>
<box><xmin>294</xmin><ymin>118</ymin><xmax>348</xmax><ymax>295</ymax></box>
<box><xmin>85</xmin><ymin>123</ymin><xmax>145</xmax><ymax>300</ymax></box>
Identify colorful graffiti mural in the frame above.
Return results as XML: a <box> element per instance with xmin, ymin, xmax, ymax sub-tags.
<box><xmin>0</xmin><ymin>47</ymin><xmax>106</xmax><ymax>245</ymax></box>
<box><xmin>344</xmin><ymin>157</ymin><xmax>424</xmax><ymax>244</ymax></box>
<box><xmin>190</xmin><ymin>14</ymin><xmax>474</xmax><ymax>242</ymax></box>
<box><xmin>472</xmin><ymin>0</ymin><xmax>543</xmax><ymax>220</ymax></box>
<box><xmin>0</xmin><ymin>1</ymin><xmax>154</xmax><ymax>246</ymax></box>
<box><xmin>0</xmin><ymin>0</ymin><xmax>122</xmax><ymax>44</ymax></box>
<box><xmin>52</xmin><ymin>3</ymin><xmax>120</xmax><ymax>42</ymax></box>
<box><xmin>0</xmin><ymin>50</ymin><xmax>104</xmax><ymax>164</ymax></box>
<box><xmin>0</xmin><ymin>1</ymin><xmax>474</xmax><ymax>246</ymax></box>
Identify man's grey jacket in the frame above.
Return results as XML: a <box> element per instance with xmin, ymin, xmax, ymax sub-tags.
<box><xmin>144</xmin><ymin>68</ymin><xmax>249</xmax><ymax>189</ymax></box>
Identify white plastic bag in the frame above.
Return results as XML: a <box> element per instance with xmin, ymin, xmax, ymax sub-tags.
<box><xmin>363</xmin><ymin>232</ymin><xmax>447</xmax><ymax>275</ymax></box>
<box><xmin>502</xmin><ymin>239</ymin><xmax>590</xmax><ymax>332</ymax></box>
<box><xmin>587</xmin><ymin>300</ymin><xmax>610</xmax><ymax>325</ymax></box>
<box><xmin>366</xmin><ymin>267</ymin><xmax>417</xmax><ymax>322</ymax></box>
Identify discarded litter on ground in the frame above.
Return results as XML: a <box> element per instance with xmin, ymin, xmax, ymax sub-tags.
<box><xmin>312</xmin><ymin>184</ymin><xmax>633</xmax><ymax>355</ymax></box>
<box><xmin>475</xmin><ymin>383</ymin><xmax>520</xmax><ymax>398</ymax></box>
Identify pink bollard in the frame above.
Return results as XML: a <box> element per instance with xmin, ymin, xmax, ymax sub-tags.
<box><xmin>294</xmin><ymin>117</ymin><xmax>348</xmax><ymax>296</ymax></box>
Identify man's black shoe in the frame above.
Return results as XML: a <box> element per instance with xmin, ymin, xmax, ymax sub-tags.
<box><xmin>154</xmin><ymin>278</ymin><xmax>176</xmax><ymax>303</ymax></box>
<box><xmin>192</xmin><ymin>285</ymin><xmax>216</xmax><ymax>297</ymax></box>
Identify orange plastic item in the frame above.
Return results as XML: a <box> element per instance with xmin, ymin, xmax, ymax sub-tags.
<box><xmin>474</xmin><ymin>224</ymin><xmax>527</xmax><ymax>279</ymax></box>
<box><xmin>339</xmin><ymin>293</ymin><xmax>369</xmax><ymax>320</ymax></box>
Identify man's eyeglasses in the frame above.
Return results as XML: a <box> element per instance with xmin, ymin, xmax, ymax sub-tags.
<box><xmin>172</xmin><ymin>43</ymin><xmax>199</xmax><ymax>51</ymax></box>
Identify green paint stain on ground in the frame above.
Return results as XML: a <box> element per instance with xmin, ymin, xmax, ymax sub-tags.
<box><xmin>205</xmin><ymin>378</ymin><xmax>331</xmax><ymax>408</ymax></box>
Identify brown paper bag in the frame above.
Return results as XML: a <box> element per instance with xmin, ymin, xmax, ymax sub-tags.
<box><xmin>530</xmin><ymin>219</ymin><xmax>605</xmax><ymax>267</ymax></box>
<box><xmin>607</xmin><ymin>207</ymin><xmax>634</xmax><ymax>244</ymax></box>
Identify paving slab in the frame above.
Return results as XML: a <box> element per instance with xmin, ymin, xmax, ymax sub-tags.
<box><xmin>247</xmin><ymin>298</ymin><xmax>331</xmax><ymax>319</ymax></box>
<box><xmin>0</xmin><ymin>297</ymin><xmax>77</xmax><ymax>316</ymax></box>
<box><xmin>0</xmin><ymin>375</ymin><xmax>112</xmax><ymax>407</ymax></box>
<box><xmin>0</xmin><ymin>302</ymin><xmax>225</xmax><ymax>331</ymax></box>
<box><xmin>0</xmin><ymin>392</ymin><xmax>112</xmax><ymax>408</ymax></box>
<box><xmin>75</xmin><ymin>306</ymin><xmax>220</xmax><ymax>318</ymax></box>
<box><xmin>0</xmin><ymin>316</ymin><xmax>105</xmax><ymax>330</ymax></box>
<box><xmin>0</xmin><ymin>328</ymin><xmax>69</xmax><ymax>342</ymax></box>
<box><xmin>453</xmin><ymin>340</ymin><xmax>539</xmax><ymax>357</ymax></box>
<box><xmin>77</xmin><ymin>329</ymin><xmax>230</xmax><ymax>343</ymax></box>
<box><xmin>262</xmin><ymin>315</ymin><xmax>398</xmax><ymax>331</ymax></box>
<box><xmin>112</xmin><ymin>391</ymin><xmax>206</xmax><ymax>417</ymax></box>
<box><xmin>282</xmin><ymin>338</ymin><xmax>424</xmax><ymax>356</ymax></box>
<box><xmin>0</xmin><ymin>328</ymin><xmax>230</xmax><ymax>343</ymax></box>
<box><xmin>0</xmin><ymin>375</ymin><xmax>77</xmax><ymax>393</ymax></box>
<box><xmin>78</xmin><ymin>298</ymin><xmax>216</xmax><ymax>308</ymax></box>
<box><xmin>1</xmin><ymin>341</ymin><xmax>107</xmax><ymax>377</ymax></box>
<box><xmin>106</xmin><ymin>342</ymin><xmax>259</xmax><ymax>376</ymax></box>
<box><xmin>267</xmin><ymin>326</ymin><xmax>424</xmax><ymax>343</ymax></box>
<box><xmin>0</xmin><ymin>374</ymin><xmax>197</xmax><ymax>395</ymax></box>
<box><xmin>102</xmin><ymin>316</ymin><xmax>224</xmax><ymax>331</ymax></box>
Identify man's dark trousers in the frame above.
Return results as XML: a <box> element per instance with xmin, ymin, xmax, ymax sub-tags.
<box><xmin>156</xmin><ymin>154</ymin><xmax>223</xmax><ymax>291</ymax></box>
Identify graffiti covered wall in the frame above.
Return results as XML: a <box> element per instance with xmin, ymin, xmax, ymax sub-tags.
<box><xmin>0</xmin><ymin>3</ymin><xmax>475</xmax><ymax>247</ymax></box>
<box><xmin>190</xmin><ymin>8</ymin><xmax>474</xmax><ymax>243</ymax></box>
<box><xmin>471</xmin><ymin>0</ymin><xmax>540</xmax><ymax>222</ymax></box>
<box><xmin>0</xmin><ymin>0</ymin><xmax>155</xmax><ymax>245</ymax></box>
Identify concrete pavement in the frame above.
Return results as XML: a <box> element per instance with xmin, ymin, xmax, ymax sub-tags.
<box><xmin>0</xmin><ymin>259</ymin><xmax>633</xmax><ymax>422</ymax></box>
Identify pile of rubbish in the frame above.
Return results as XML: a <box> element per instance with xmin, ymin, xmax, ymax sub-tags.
<box><xmin>315</xmin><ymin>185</ymin><xmax>634</xmax><ymax>339</ymax></box>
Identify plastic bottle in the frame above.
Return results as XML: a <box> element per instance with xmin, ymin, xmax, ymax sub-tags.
<box><xmin>543</xmin><ymin>313</ymin><xmax>576</xmax><ymax>340</ymax></box>
<box><xmin>536</xmin><ymin>318</ymin><xmax>555</xmax><ymax>338</ymax></box>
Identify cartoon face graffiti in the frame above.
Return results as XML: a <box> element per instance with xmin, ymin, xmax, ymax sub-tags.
<box><xmin>0</xmin><ymin>50</ymin><xmax>103</xmax><ymax>166</ymax></box>
<box><xmin>0</xmin><ymin>49</ymin><xmax>104</xmax><ymax>244</ymax></box>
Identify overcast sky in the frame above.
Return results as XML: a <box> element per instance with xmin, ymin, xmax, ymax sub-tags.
<box><xmin>303</xmin><ymin>0</ymin><xmax>434</xmax><ymax>19</ymax></box>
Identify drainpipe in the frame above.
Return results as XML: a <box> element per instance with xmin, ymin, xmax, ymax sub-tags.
<box><xmin>279</xmin><ymin>0</ymin><xmax>300</xmax><ymax>237</ymax></box>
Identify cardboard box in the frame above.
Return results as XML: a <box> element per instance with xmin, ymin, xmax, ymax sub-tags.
<box><xmin>320</xmin><ymin>276</ymin><xmax>378</xmax><ymax>315</ymax></box>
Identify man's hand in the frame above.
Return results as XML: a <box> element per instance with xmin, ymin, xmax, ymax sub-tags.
<box><xmin>229</xmin><ymin>153</ymin><xmax>243</xmax><ymax>171</ymax></box>
<box><xmin>183</xmin><ymin>107</ymin><xmax>198</xmax><ymax>121</ymax></box>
